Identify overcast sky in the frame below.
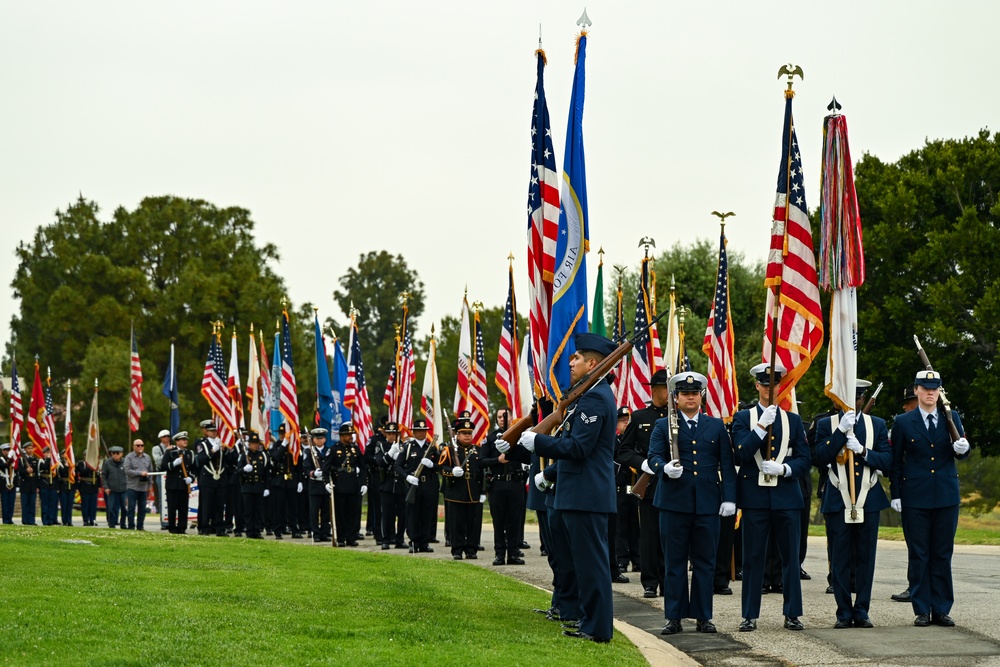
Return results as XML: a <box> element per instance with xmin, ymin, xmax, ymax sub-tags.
<box><xmin>1</xmin><ymin>1</ymin><xmax>997</xmax><ymax>357</ymax></box>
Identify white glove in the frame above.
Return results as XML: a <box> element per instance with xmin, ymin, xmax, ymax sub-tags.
<box><xmin>845</xmin><ymin>436</ymin><xmax>864</xmax><ymax>455</ymax></box>
<box><xmin>533</xmin><ymin>471</ymin><xmax>550</xmax><ymax>492</ymax></box>
<box><xmin>406</xmin><ymin>474</ymin><xmax>419</xmax><ymax>486</ymax></box>
<box><xmin>360</xmin><ymin>485</ymin><xmax>367</xmax><ymax>496</ymax></box>
<box><xmin>312</xmin><ymin>470</ymin><xmax>323</xmax><ymax>480</ymax></box>
<box><xmin>664</xmin><ymin>460</ymin><xmax>683</xmax><ymax>479</ymax></box>
<box><xmin>388</xmin><ymin>443</ymin><xmax>401</xmax><ymax>460</ymax></box>
<box><xmin>838</xmin><ymin>410</ymin><xmax>857</xmax><ymax>433</ymax></box>
<box><xmin>758</xmin><ymin>405</ymin><xmax>778</xmax><ymax>428</ymax></box>
<box><xmin>640</xmin><ymin>459</ymin><xmax>654</xmax><ymax>475</ymax></box>
<box><xmin>243</xmin><ymin>464</ymin><xmax>253</xmax><ymax>473</ymax></box>
<box><xmin>719</xmin><ymin>502</ymin><xmax>736</xmax><ymax>517</ymax></box>
<box><xmin>420</xmin><ymin>457</ymin><xmax>434</xmax><ymax>469</ymax></box>
<box><xmin>891</xmin><ymin>498</ymin><xmax>901</xmax><ymax>512</ymax></box>
<box><xmin>355</xmin><ymin>467</ymin><xmax>360</xmax><ymax>474</ymax></box>
<box><xmin>171</xmin><ymin>458</ymin><xmax>183</xmax><ymax>469</ymax></box>
<box><xmin>325</xmin><ymin>483</ymin><xmax>333</xmax><ymax>493</ymax></box>
<box><xmin>479</xmin><ymin>494</ymin><xmax>486</xmax><ymax>503</ymax></box>
<box><xmin>183</xmin><ymin>477</ymin><xmax>192</xmax><ymax>485</ymax></box>
<box><xmin>953</xmin><ymin>437</ymin><xmax>970</xmax><ymax>455</ymax></box>
<box><xmin>760</xmin><ymin>460</ymin><xmax>785</xmax><ymax>476</ymax></box>
<box><xmin>297</xmin><ymin>482</ymin><xmax>303</xmax><ymax>493</ymax></box>
<box><xmin>495</xmin><ymin>437</ymin><xmax>511</xmax><ymax>454</ymax></box>
<box><xmin>452</xmin><ymin>466</ymin><xmax>464</xmax><ymax>478</ymax></box>
<box><xmin>263</xmin><ymin>489</ymin><xmax>270</xmax><ymax>498</ymax></box>
<box><xmin>211</xmin><ymin>441</ymin><xmax>221</xmax><ymax>453</ymax></box>
<box><xmin>518</xmin><ymin>431</ymin><xmax>537</xmax><ymax>452</ymax></box>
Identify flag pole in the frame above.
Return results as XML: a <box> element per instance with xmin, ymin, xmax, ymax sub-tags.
<box><xmin>128</xmin><ymin>320</ymin><xmax>134</xmax><ymax>442</ymax></box>
<box><xmin>763</xmin><ymin>64</ymin><xmax>803</xmax><ymax>480</ymax></box>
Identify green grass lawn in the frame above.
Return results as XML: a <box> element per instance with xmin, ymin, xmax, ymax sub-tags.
<box><xmin>0</xmin><ymin>527</ymin><xmax>643</xmax><ymax>667</ymax></box>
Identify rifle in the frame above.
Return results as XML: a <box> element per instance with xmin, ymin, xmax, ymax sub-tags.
<box><xmin>836</xmin><ymin>382</ymin><xmax>883</xmax><ymax>465</ymax></box>
<box><xmin>835</xmin><ymin>381</ymin><xmax>883</xmax><ymax>522</ymax></box>
<box><xmin>501</xmin><ymin>307</ymin><xmax>671</xmax><ymax>446</ymax></box>
<box><xmin>913</xmin><ymin>336</ymin><xmax>962</xmax><ymax>442</ymax></box>
<box><xmin>630</xmin><ymin>385</ymin><xmax>681</xmax><ymax>500</ymax></box>
<box><xmin>405</xmin><ymin>436</ymin><xmax>441</xmax><ymax>505</ymax></box>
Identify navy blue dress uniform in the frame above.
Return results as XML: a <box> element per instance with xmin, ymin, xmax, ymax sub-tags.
<box><xmin>322</xmin><ymin>423</ymin><xmax>368</xmax><ymax>547</ymax></box>
<box><xmin>192</xmin><ymin>421</ymin><xmax>216</xmax><ymax>534</ymax></box>
<box><xmin>374</xmin><ymin>422</ymin><xmax>407</xmax><ymax>549</ymax></box>
<box><xmin>813</xmin><ymin>381</ymin><xmax>892</xmax><ymax>628</ymax></box>
<box><xmin>56</xmin><ymin>460</ymin><xmax>75</xmax><ymax>526</ymax></box>
<box><xmin>17</xmin><ymin>449</ymin><xmax>40</xmax><ymax>525</ymax></box>
<box><xmin>731</xmin><ymin>363</ymin><xmax>811</xmax><ymax>632</ymax></box>
<box><xmin>439</xmin><ymin>418</ymin><xmax>484</xmax><ymax>560</ymax></box>
<box><xmin>302</xmin><ymin>429</ymin><xmax>332</xmax><ymax>543</ymax></box>
<box><xmin>75</xmin><ymin>459</ymin><xmax>101</xmax><ymax>526</ymax></box>
<box><xmin>648</xmin><ymin>372</ymin><xmax>736</xmax><ymax>634</ymax></box>
<box><xmin>162</xmin><ymin>432</ymin><xmax>196</xmax><ymax>534</ymax></box>
<box><xmin>363</xmin><ymin>422</ymin><xmax>388</xmax><ymax>543</ymax></box>
<box><xmin>265</xmin><ymin>436</ymin><xmax>300</xmax><ymax>539</ymax></box>
<box><xmin>613</xmin><ymin>407</ymin><xmax>641</xmax><ymax>575</ymax></box>
<box><xmin>238</xmin><ymin>432</ymin><xmax>271</xmax><ymax>539</ymax></box>
<box><xmin>37</xmin><ymin>449</ymin><xmax>59</xmax><ymax>526</ymax></box>
<box><xmin>616</xmin><ymin>369</ymin><xmax>672</xmax><ymax>598</ymax></box>
<box><xmin>889</xmin><ymin>370</ymin><xmax>970</xmax><ymax>627</ymax></box>
<box><xmin>225</xmin><ymin>432</ymin><xmax>247</xmax><ymax>536</ymax></box>
<box><xmin>481</xmin><ymin>414</ymin><xmax>528</xmax><ymax>565</ymax></box>
<box><xmin>520</xmin><ymin>333</ymin><xmax>618</xmax><ymax>644</ymax></box>
<box><xmin>195</xmin><ymin>425</ymin><xmax>238</xmax><ymax>537</ymax></box>
<box><xmin>0</xmin><ymin>444</ymin><xmax>17</xmax><ymax>524</ymax></box>
<box><xmin>395</xmin><ymin>420</ymin><xmax>439</xmax><ymax>553</ymax></box>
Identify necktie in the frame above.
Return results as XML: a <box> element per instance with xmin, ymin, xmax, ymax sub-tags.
<box><xmin>688</xmin><ymin>419</ymin><xmax>697</xmax><ymax>433</ymax></box>
<box><xmin>926</xmin><ymin>414</ymin><xmax>935</xmax><ymax>431</ymax></box>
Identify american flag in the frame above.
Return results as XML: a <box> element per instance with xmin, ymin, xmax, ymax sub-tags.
<box><xmin>627</xmin><ymin>259</ymin><xmax>657</xmax><ymax>411</ymax></box>
<box><xmin>279</xmin><ymin>310</ymin><xmax>300</xmax><ymax>456</ymax></box>
<box><xmin>762</xmin><ymin>94</ymin><xmax>824</xmax><ymax>408</ymax></box>
<box><xmin>703</xmin><ymin>229</ymin><xmax>739</xmax><ymax>421</ymax></box>
<box><xmin>395</xmin><ymin>322</ymin><xmax>415</xmax><ymax>435</ymax></box>
<box><xmin>9</xmin><ymin>357</ymin><xmax>23</xmax><ymax>467</ymax></box>
<box><xmin>382</xmin><ymin>337</ymin><xmax>397</xmax><ymax>415</ymax></box>
<box><xmin>611</xmin><ymin>278</ymin><xmax>630</xmax><ymax>408</ymax></box>
<box><xmin>44</xmin><ymin>370</ymin><xmax>61</xmax><ymax>465</ymax></box>
<box><xmin>470</xmin><ymin>311</ymin><xmax>490</xmax><ymax>444</ymax></box>
<box><xmin>344</xmin><ymin>318</ymin><xmax>374</xmax><ymax>452</ymax></box>
<box><xmin>201</xmin><ymin>331</ymin><xmax>237</xmax><ymax>449</ymax></box>
<box><xmin>228</xmin><ymin>331</ymin><xmax>245</xmax><ymax>430</ymax></box>
<box><xmin>64</xmin><ymin>381</ymin><xmax>75</xmax><ymax>482</ymax></box>
<box><xmin>495</xmin><ymin>264</ymin><xmax>521</xmax><ymax>416</ymax></box>
<box><xmin>128</xmin><ymin>326</ymin><xmax>144</xmax><ymax>432</ymax></box>
<box><xmin>526</xmin><ymin>48</ymin><xmax>559</xmax><ymax>400</ymax></box>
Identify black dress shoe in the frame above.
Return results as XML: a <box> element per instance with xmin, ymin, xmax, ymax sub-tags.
<box><xmin>381</xmin><ymin>543</ymin><xmax>390</xmax><ymax>550</ymax></box>
<box><xmin>465</xmin><ymin>553</ymin><xmax>478</xmax><ymax>560</ymax></box>
<box><xmin>618</xmin><ymin>563</ymin><xmax>629</xmax><ymax>573</ymax></box>
<box><xmin>853</xmin><ymin>616</ymin><xmax>874</xmax><ymax>628</ymax></box>
<box><xmin>274</xmin><ymin>533</ymin><xmax>283</xmax><ymax>540</ymax></box>
<box><xmin>932</xmin><ymin>614</ymin><xmax>955</xmax><ymax>627</ymax></box>
<box><xmin>292</xmin><ymin>533</ymin><xmax>304</xmax><ymax>539</ymax></box>
<box><xmin>507</xmin><ymin>556</ymin><xmax>525</xmax><ymax>565</ymax></box>
<box><xmin>660</xmin><ymin>619</ymin><xmax>682</xmax><ymax>635</ymax></box>
<box><xmin>784</xmin><ymin>616</ymin><xmax>804</xmax><ymax>631</ymax></box>
<box><xmin>734</xmin><ymin>570</ymin><xmax>742</xmax><ymax>581</ymax></box>
<box><xmin>539</xmin><ymin>548</ymin><xmax>547</xmax><ymax>556</ymax></box>
<box><xmin>445</xmin><ymin>540</ymin><xmax>451</xmax><ymax>547</ymax></box>
<box><xmin>337</xmin><ymin>542</ymin><xmax>346</xmax><ymax>547</ymax></box>
<box><xmin>914</xmin><ymin>614</ymin><xmax>930</xmax><ymax>627</ymax></box>
<box><xmin>429</xmin><ymin>538</ymin><xmax>440</xmax><ymax>543</ymax></box>
<box><xmin>453</xmin><ymin>554</ymin><xmax>463</xmax><ymax>560</ymax></box>
<box><xmin>347</xmin><ymin>541</ymin><xmax>359</xmax><ymax>547</ymax></box>
<box><xmin>477</xmin><ymin>545</ymin><xmax>485</xmax><ymax>551</ymax></box>
<box><xmin>520</xmin><ymin>541</ymin><xmax>530</xmax><ymax>548</ymax></box>
<box><xmin>696</xmin><ymin>619</ymin><xmax>717</xmax><ymax>633</ymax></box>
<box><xmin>418</xmin><ymin>546</ymin><xmax>434</xmax><ymax>553</ymax></box>
<box><xmin>825</xmin><ymin>585</ymin><xmax>835</xmax><ymax>594</ymax></box>
<box><xmin>739</xmin><ymin>618</ymin><xmax>757</xmax><ymax>632</ymax></box>
<box><xmin>492</xmin><ymin>556</ymin><xmax>505</xmax><ymax>565</ymax></box>
<box><xmin>612</xmin><ymin>573</ymin><xmax>630</xmax><ymax>584</ymax></box>
<box><xmin>714</xmin><ymin>586</ymin><xmax>733</xmax><ymax>595</ymax></box>
<box><xmin>643</xmin><ymin>587</ymin><xmax>658</xmax><ymax>599</ymax></box>
<box><xmin>799</xmin><ymin>568</ymin><xmax>811</xmax><ymax>580</ymax></box>
<box><xmin>891</xmin><ymin>588</ymin><xmax>912</xmax><ymax>602</ymax></box>
<box><xmin>834</xmin><ymin>619</ymin><xmax>852</xmax><ymax>629</ymax></box>
<box><xmin>545</xmin><ymin>611</ymin><xmax>562</xmax><ymax>622</ymax></box>
<box><xmin>394</xmin><ymin>543</ymin><xmax>407</xmax><ymax>549</ymax></box>
<box><xmin>561</xmin><ymin>621</ymin><xmax>580</xmax><ymax>630</ymax></box>
<box><xmin>562</xmin><ymin>630</ymin><xmax>609</xmax><ymax>643</ymax></box>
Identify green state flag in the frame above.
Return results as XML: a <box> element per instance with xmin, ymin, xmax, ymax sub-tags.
<box><xmin>591</xmin><ymin>259</ymin><xmax>607</xmax><ymax>336</ymax></box>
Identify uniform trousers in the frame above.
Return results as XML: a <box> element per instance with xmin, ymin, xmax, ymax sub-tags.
<box><xmin>242</xmin><ymin>491</ymin><xmax>265</xmax><ymax>538</ymax></box>
<box><xmin>901</xmin><ymin>504</ymin><xmax>959</xmax><ymax>617</ymax></box>
<box><xmin>199</xmin><ymin>484</ymin><xmax>227</xmax><ymax>535</ymax></box>
<box><xmin>447</xmin><ymin>501</ymin><xmax>479</xmax><ymax>556</ymax></box>
<box><xmin>490</xmin><ymin>481</ymin><xmax>524</xmax><ymax>559</ymax></box>
<box><xmin>20</xmin><ymin>490</ymin><xmax>37</xmax><ymax>525</ymax></box>
<box><xmin>616</xmin><ymin>492</ymin><xmax>641</xmax><ymax>570</ymax></box>
<box><xmin>59</xmin><ymin>489</ymin><xmax>74</xmax><ymax>525</ymax></box>
<box><xmin>308</xmin><ymin>493</ymin><xmax>331</xmax><ymax>540</ymax></box>
<box><xmin>638</xmin><ymin>497</ymin><xmax>664</xmax><ymax>593</ymax></box>
<box><xmin>661</xmin><ymin>510</ymin><xmax>720</xmax><ymax>621</ymax></box>
<box><xmin>405</xmin><ymin>484</ymin><xmax>437</xmax><ymax>549</ymax></box>
<box><xmin>333</xmin><ymin>492</ymin><xmax>361</xmax><ymax>544</ymax></box>
<box><xmin>2</xmin><ymin>487</ymin><xmax>17</xmax><ymax>523</ymax></box>
<box><xmin>740</xmin><ymin>508</ymin><xmax>803</xmax><ymax>619</ymax></box>
<box><xmin>826</xmin><ymin>509</ymin><xmax>879</xmax><ymax>622</ymax></box>
<box><xmin>166</xmin><ymin>487</ymin><xmax>190</xmax><ymax>533</ymax></box>
<box><xmin>561</xmin><ymin>509</ymin><xmax>614</xmax><ymax>641</ymax></box>
<box><xmin>40</xmin><ymin>488</ymin><xmax>58</xmax><ymax>525</ymax></box>
<box><xmin>380</xmin><ymin>491</ymin><xmax>406</xmax><ymax>545</ymax></box>
<box><xmin>546</xmin><ymin>508</ymin><xmax>581</xmax><ymax>622</ymax></box>
<box><xmin>79</xmin><ymin>490</ymin><xmax>98</xmax><ymax>525</ymax></box>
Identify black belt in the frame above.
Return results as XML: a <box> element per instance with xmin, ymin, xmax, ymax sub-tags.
<box><xmin>494</xmin><ymin>473</ymin><xmax>526</xmax><ymax>482</ymax></box>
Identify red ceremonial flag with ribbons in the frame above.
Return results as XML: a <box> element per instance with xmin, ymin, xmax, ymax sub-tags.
<box><xmin>762</xmin><ymin>92</ymin><xmax>824</xmax><ymax>409</ymax></box>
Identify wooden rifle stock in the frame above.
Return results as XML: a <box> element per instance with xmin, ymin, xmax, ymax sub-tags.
<box><xmin>913</xmin><ymin>336</ymin><xmax>962</xmax><ymax>442</ymax></box>
<box><xmin>836</xmin><ymin>381</ymin><xmax>883</xmax><ymax>465</ymax></box>
<box><xmin>405</xmin><ymin>441</ymin><xmax>441</xmax><ymax>505</ymax></box>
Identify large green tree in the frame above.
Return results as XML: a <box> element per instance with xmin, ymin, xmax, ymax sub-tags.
<box><xmin>9</xmin><ymin>195</ymin><xmax>290</xmax><ymax>451</ymax></box>
<box><xmin>852</xmin><ymin>129</ymin><xmax>1000</xmax><ymax>454</ymax></box>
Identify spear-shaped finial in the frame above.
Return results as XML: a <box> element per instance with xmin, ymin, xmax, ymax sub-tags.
<box><xmin>827</xmin><ymin>95</ymin><xmax>842</xmax><ymax>114</ymax></box>
<box><xmin>577</xmin><ymin>8</ymin><xmax>592</xmax><ymax>28</ymax></box>
<box><xmin>349</xmin><ymin>301</ymin><xmax>359</xmax><ymax>320</ymax></box>
<box><xmin>671</xmin><ymin>274</ymin><xmax>676</xmax><ymax>292</ymax></box>
<box><xmin>94</xmin><ymin>378</ymin><xmax>99</xmax><ymax>388</ymax></box>
<box><xmin>280</xmin><ymin>296</ymin><xmax>288</xmax><ymax>311</ymax></box>
<box><xmin>507</xmin><ymin>252</ymin><xmax>515</xmax><ymax>265</ymax></box>
<box><xmin>597</xmin><ymin>247</ymin><xmax>604</xmax><ymax>264</ymax></box>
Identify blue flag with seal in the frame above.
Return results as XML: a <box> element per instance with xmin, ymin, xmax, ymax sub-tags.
<box><xmin>314</xmin><ymin>314</ymin><xmax>336</xmax><ymax>433</ymax></box>
<box><xmin>330</xmin><ymin>330</ymin><xmax>351</xmax><ymax>429</ymax></box>
<box><xmin>269</xmin><ymin>327</ymin><xmax>283</xmax><ymax>438</ymax></box>
<box><xmin>161</xmin><ymin>341</ymin><xmax>180</xmax><ymax>434</ymax></box>
<box><xmin>546</xmin><ymin>29</ymin><xmax>590</xmax><ymax>400</ymax></box>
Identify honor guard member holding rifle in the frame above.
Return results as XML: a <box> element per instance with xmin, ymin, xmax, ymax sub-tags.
<box><xmin>649</xmin><ymin>372</ymin><xmax>736</xmax><ymax>635</ymax></box>
<box><xmin>0</xmin><ymin>444</ymin><xmax>16</xmax><ymax>524</ymax></box>
<box><xmin>814</xmin><ymin>380</ymin><xmax>891</xmax><ymax>628</ymax></box>
<box><xmin>512</xmin><ymin>332</ymin><xmax>618</xmax><ymax>644</ymax></box>
<box><xmin>38</xmin><ymin>447</ymin><xmax>58</xmax><ymax>526</ymax></box>
<box><xmin>481</xmin><ymin>409</ymin><xmax>528</xmax><ymax>565</ymax></box>
<box><xmin>17</xmin><ymin>445</ymin><xmax>40</xmax><ymax>525</ymax></box>
<box><xmin>162</xmin><ymin>431</ymin><xmax>196</xmax><ymax>534</ymax></box>
<box><xmin>890</xmin><ymin>370</ymin><xmax>970</xmax><ymax>628</ymax></box>
<box><xmin>440</xmin><ymin>416</ymin><xmax>485</xmax><ymax>560</ymax></box>
<box><xmin>890</xmin><ymin>384</ymin><xmax>919</xmax><ymax>603</ymax></box>
<box><xmin>302</xmin><ymin>428</ymin><xmax>332</xmax><ymax>543</ymax></box>
<box><xmin>376</xmin><ymin>422</ymin><xmax>408</xmax><ymax>549</ymax></box>
<box><xmin>196</xmin><ymin>422</ymin><xmax>237</xmax><ymax>537</ymax></box>
<box><xmin>322</xmin><ymin>423</ymin><xmax>367</xmax><ymax>547</ymax></box>
<box><xmin>238</xmin><ymin>432</ymin><xmax>270</xmax><ymax>539</ymax></box>
<box><xmin>76</xmin><ymin>457</ymin><xmax>101</xmax><ymax>526</ymax></box>
<box><xmin>396</xmin><ymin>419</ymin><xmax>438</xmax><ymax>553</ymax></box>
<box><xmin>56</xmin><ymin>456</ymin><xmax>76</xmax><ymax>526</ymax></box>
<box><xmin>731</xmin><ymin>363</ymin><xmax>811</xmax><ymax>632</ymax></box>
<box><xmin>363</xmin><ymin>418</ymin><xmax>388</xmax><ymax>543</ymax></box>
<box><xmin>192</xmin><ymin>420</ymin><xmax>215</xmax><ymax>533</ymax></box>
<box><xmin>266</xmin><ymin>426</ymin><xmax>301</xmax><ymax>539</ymax></box>
<box><xmin>616</xmin><ymin>369</ymin><xmax>672</xmax><ymax>599</ymax></box>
